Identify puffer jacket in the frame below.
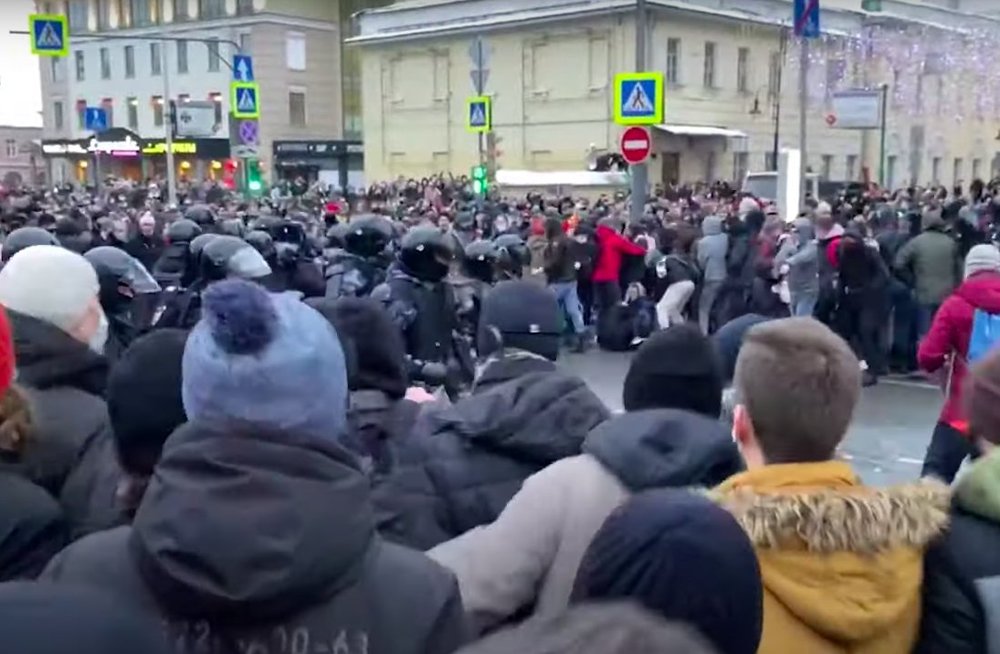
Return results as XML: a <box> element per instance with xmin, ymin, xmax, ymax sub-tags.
<box><xmin>697</xmin><ymin>216</ymin><xmax>729</xmax><ymax>283</ymax></box>
<box><xmin>3</xmin><ymin>311</ymin><xmax>122</xmax><ymax>538</ymax></box>
<box><xmin>373</xmin><ymin>352</ymin><xmax>610</xmax><ymax>550</ymax></box>
<box><xmin>428</xmin><ymin>409</ymin><xmax>743</xmax><ymax>634</ymax></box>
<box><xmin>41</xmin><ymin>420</ymin><xmax>469</xmax><ymax>654</ymax></box>
<box><xmin>918</xmin><ymin>447</ymin><xmax>1000</xmax><ymax>654</ymax></box>
<box><xmin>894</xmin><ymin>226</ymin><xmax>961</xmax><ymax>305</ymax></box>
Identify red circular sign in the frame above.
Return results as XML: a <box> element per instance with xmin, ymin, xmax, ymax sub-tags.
<box><xmin>619</xmin><ymin>126</ymin><xmax>652</xmax><ymax>165</ymax></box>
<box><xmin>825</xmin><ymin>113</ymin><xmax>838</xmax><ymax>127</ymax></box>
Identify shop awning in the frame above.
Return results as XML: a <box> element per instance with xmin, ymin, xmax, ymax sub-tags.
<box><xmin>654</xmin><ymin>124</ymin><xmax>747</xmax><ymax>138</ymax></box>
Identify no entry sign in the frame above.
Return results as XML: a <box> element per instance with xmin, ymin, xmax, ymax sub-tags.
<box><xmin>620</xmin><ymin>126</ymin><xmax>652</xmax><ymax>165</ymax></box>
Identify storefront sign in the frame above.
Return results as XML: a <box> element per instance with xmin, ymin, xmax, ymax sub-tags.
<box><xmin>273</xmin><ymin>140</ymin><xmax>363</xmax><ymax>158</ymax></box>
<box><xmin>42</xmin><ymin>130</ymin><xmax>230</xmax><ymax>160</ymax></box>
<box><xmin>88</xmin><ymin>134</ymin><xmax>141</xmax><ymax>156</ymax></box>
<box><xmin>41</xmin><ymin>142</ymin><xmax>87</xmax><ymax>155</ymax></box>
<box><xmin>142</xmin><ymin>141</ymin><xmax>198</xmax><ymax>155</ymax></box>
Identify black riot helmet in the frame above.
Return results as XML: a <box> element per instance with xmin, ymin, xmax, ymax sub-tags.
<box><xmin>2</xmin><ymin>227</ymin><xmax>59</xmax><ymax>262</ymax></box>
<box><xmin>399</xmin><ymin>225</ymin><xmax>455</xmax><ymax>282</ymax></box>
<box><xmin>493</xmin><ymin>233</ymin><xmax>528</xmax><ymax>279</ymax></box>
<box><xmin>84</xmin><ymin>246</ymin><xmax>160</xmax><ymax>312</ymax></box>
<box><xmin>325</xmin><ymin>223</ymin><xmax>350</xmax><ymax>250</ymax></box>
<box><xmin>345</xmin><ymin>214</ymin><xmax>393</xmax><ymax>258</ymax></box>
<box><xmin>245</xmin><ymin>230</ymin><xmax>276</xmax><ymax>261</ymax></box>
<box><xmin>184</xmin><ymin>204</ymin><xmax>217</xmax><ymax>230</ymax></box>
<box><xmin>200</xmin><ymin>235</ymin><xmax>272</xmax><ymax>282</ymax></box>
<box><xmin>165</xmin><ymin>219</ymin><xmax>202</xmax><ymax>245</ymax></box>
<box><xmin>463</xmin><ymin>239</ymin><xmax>499</xmax><ymax>284</ymax></box>
<box><xmin>219</xmin><ymin>218</ymin><xmax>246</xmax><ymax>238</ymax></box>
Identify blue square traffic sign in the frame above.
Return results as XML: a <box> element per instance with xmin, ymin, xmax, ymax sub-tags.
<box><xmin>794</xmin><ymin>0</ymin><xmax>821</xmax><ymax>38</ymax></box>
<box><xmin>29</xmin><ymin>14</ymin><xmax>68</xmax><ymax>57</ymax></box>
<box><xmin>231</xmin><ymin>82</ymin><xmax>260</xmax><ymax>119</ymax></box>
<box><xmin>613</xmin><ymin>72</ymin><xmax>664</xmax><ymax>126</ymax></box>
<box><xmin>467</xmin><ymin>96</ymin><xmax>491</xmax><ymax>133</ymax></box>
<box><xmin>84</xmin><ymin>107</ymin><xmax>108</xmax><ymax>132</ymax></box>
<box><xmin>233</xmin><ymin>54</ymin><xmax>254</xmax><ymax>82</ymax></box>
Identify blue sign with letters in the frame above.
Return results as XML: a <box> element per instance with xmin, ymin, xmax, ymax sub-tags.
<box><xmin>84</xmin><ymin>107</ymin><xmax>108</xmax><ymax>132</ymax></box>
<box><xmin>794</xmin><ymin>0</ymin><xmax>821</xmax><ymax>38</ymax></box>
<box><xmin>233</xmin><ymin>54</ymin><xmax>254</xmax><ymax>82</ymax></box>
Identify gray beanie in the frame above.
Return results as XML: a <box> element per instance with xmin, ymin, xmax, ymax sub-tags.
<box><xmin>965</xmin><ymin>244</ymin><xmax>1000</xmax><ymax>280</ymax></box>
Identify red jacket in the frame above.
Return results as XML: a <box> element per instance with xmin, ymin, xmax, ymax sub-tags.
<box><xmin>918</xmin><ymin>271</ymin><xmax>1000</xmax><ymax>429</ymax></box>
<box><xmin>592</xmin><ymin>224</ymin><xmax>646</xmax><ymax>283</ymax></box>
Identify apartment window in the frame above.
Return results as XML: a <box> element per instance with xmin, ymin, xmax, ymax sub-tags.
<box><xmin>289</xmin><ymin>90</ymin><xmax>307</xmax><ymax>126</ymax></box>
<box><xmin>97</xmin><ymin>0</ymin><xmax>112</xmax><ymax>29</ymax></box>
<box><xmin>767</xmin><ymin>51</ymin><xmax>782</xmax><ymax>100</ymax></box>
<box><xmin>733</xmin><ymin>152</ymin><xmax>749</xmax><ymax>182</ymax></box>
<box><xmin>286</xmin><ymin>32</ymin><xmax>307</xmax><ymax>71</ymax></box>
<box><xmin>150</xmin><ymin>43</ymin><xmax>161</xmax><ymax>75</ymax></box>
<box><xmin>101</xmin><ymin>99</ymin><xmax>114</xmax><ymax>128</ymax></box>
<box><xmin>74</xmin><ymin>51</ymin><xmax>85</xmax><ymax>81</ymax></box>
<box><xmin>932</xmin><ymin>157</ymin><xmax>942</xmax><ymax>183</ymax></box>
<box><xmin>124</xmin><ymin>46</ymin><xmax>135</xmax><ymax>78</ymax></box>
<box><xmin>54</xmin><ymin>101</ymin><xmax>64</xmax><ymax>130</ymax></box>
<box><xmin>68</xmin><ymin>0</ymin><xmax>89</xmax><ymax>31</ymax></box>
<box><xmin>152</xmin><ymin>96</ymin><xmax>164</xmax><ymax>127</ymax></box>
<box><xmin>130</xmin><ymin>0</ymin><xmax>152</xmax><ymax>26</ymax></box>
<box><xmin>50</xmin><ymin>58</ymin><xmax>62</xmax><ymax>83</ymax></box>
<box><xmin>666</xmin><ymin>38</ymin><xmax>681</xmax><ymax>85</ymax></box>
<box><xmin>821</xmin><ymin>154</ymin><xmax>833</xmax><ymax>180</ymax></box>
<box><xmin>199</xmin><ymin>0</ymin><xmax>225</xmax><ymax>19</ymax></box>
<box><xmin>846</xmin><ymin>154</ymin><xmax>858</xmax><ymax>180</ymax></box>
<box><xmin>954</xmin><ymin>157</ymin><xmax>964</xmax><ymax>185</ymax></box>
<box><xmin>100</xmin><ymin>47</ymin><xmax>111</xmax><ymax>79</ymax></box>
<box><xmin>5</xmin><ymin>140</ymin><xmax>17</xmax><ymax>159</ymax></box>
<box><xmin>705</xmin><ymin>151</ymin><xmax>717</xmax><ymax>181</ymax></box>
<box><xmin>973</xmin><ymin>158</ymin><xmax>983</xmax><ymax>180</ymax></box>
<box><xmin>177</xmin><ymin>93</ymin><xmax>190</xmax><ymax>104</ymax></box>
<box><xmin>207</xmin><ymin>39</ymin><xmax>220</xmax><ymax>72</ymax></box>
<box><xmin>703</xmin><ymin>42</ymin><xmax>717</xmax><ymax>88</ymax></box>
<box><xmin>236</xmin><ymin>0</ymin><xmax>254</xmax><ymax>15</ymax></box>
<box><xmin>127</xmin><ymin>97</ymin><xmax>139</xmax><ymax>129</ymax></box>
<box><xmin>239</xmin><ymin>32</ymin><xmax>252</xmax><ymax>53</ymax></box>
<box><xmin>737</xmin><ymin>47</ymin><xmax>750</xmax><ymax>93</ymax></box>
<box><xmin>76</xmin><ymin>101</ymin><xmax>87</xmax><ymax>129</ymax></box>
<box><xmin>175</xmin><ymin>0</ymin><xmax>188</xmax><ymax>19</ymax></box>
<box><xmin>177</xmin><ymin>40</ymin><xmax>188</xmax><ymax>74</ymax></box>
<box><xmin>887</xmin><ymin>155</ymin><xmax>898</xmax><ymax>189</ymax></box>
<box><xmin>209</xmin><ymin>92</ymin><xmax>223</xmax><ymax>125</ymax></box>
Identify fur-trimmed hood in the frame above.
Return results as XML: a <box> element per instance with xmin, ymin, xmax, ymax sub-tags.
<box><xmin>710</xmin><ymin>461</ymin><xmax>950</xmax><ymax>650</ymax></box>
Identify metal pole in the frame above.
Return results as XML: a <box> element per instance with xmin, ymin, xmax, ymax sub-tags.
<box><xmin>160</xmin><ymin>40</ymin><xmax>177</xmax><ymax>206</ymax></box>
<box><xmin>798</xmin><ymin>37</ymin><xmax>809</xmax><ymax>205</ymax></box>
<box><xmin>772</xmin><ymin>28</ymin><xmax>786</xmax><ymax>171</ymax></box>
<box><xmin>878</xmin><ymin>82</ymin><xmax>889</xmax><ymax>187</ymax></box>
<box><xmin>629</xmin><ymin>0</ymin><xmax>648</xmax><ymax>222</ymax></box>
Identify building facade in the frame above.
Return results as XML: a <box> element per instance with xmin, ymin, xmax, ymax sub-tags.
<box><xmin>0</xmin><ymin>126</ymin><xmax>44</xmax><ymax>188</ymax></box>
<box><xmin>352</xmin><ymin>0</ymin><xmax>1000</xmax><ymax>189</ymax></box>
<box><xmin>36</xmin><ymin>0</ymin><xmax>356</xmax><ymax>187</ymax></box>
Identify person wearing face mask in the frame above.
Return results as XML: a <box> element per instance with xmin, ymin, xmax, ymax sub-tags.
<box><xmin>0</xmin><ymin>245</ymin><xmax>123</xmax><ymax>538</ymax></box>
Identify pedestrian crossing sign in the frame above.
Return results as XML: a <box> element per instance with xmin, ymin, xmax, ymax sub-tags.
<box><xmin>230</xmin><ymin>82</ymin><xmax>260</xmax><ymax>119</ymax></box>
<box><xmin>29</xmin><ymin>14</ymin><xmax>69</xmax><ymax>58</ymax></box>
<box><xmin>467</xmin><ymin>96</ymin><xmax>492</xmax><ymax>133</ymax></box>
<box><xmin>613</xmin><ymin>72</ymin><xmax>664</xmax><ymax>126</ymax></box>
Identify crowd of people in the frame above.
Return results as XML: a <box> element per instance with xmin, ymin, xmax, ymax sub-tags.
<box><xmin>1</xmin><ymin>174</ymin><xmax>1000</xmax><ymax>653</ymax></box>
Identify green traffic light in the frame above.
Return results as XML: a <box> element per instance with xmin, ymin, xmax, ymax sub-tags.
<box><xmin>248</xmin><ymin>180</ymin><xmax>262</xmax><ymax>192</ymax></box>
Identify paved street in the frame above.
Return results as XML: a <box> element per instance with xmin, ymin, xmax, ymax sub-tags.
<box><xmin>562</xmin><ymin>349</ymin><xmax>943</xmax><ymax>486</ymax></box>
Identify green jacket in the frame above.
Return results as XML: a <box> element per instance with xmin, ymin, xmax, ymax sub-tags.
<box><xmin>894</xmin><ymin>229</ymin><xmax>960</xmax><ymax>305</ymax></box>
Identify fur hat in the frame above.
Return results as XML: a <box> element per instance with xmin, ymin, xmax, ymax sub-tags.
<box><xmin>182</xmin><ymin>281</ymin><xmax>348</xmax><ymax>440</ymax></box>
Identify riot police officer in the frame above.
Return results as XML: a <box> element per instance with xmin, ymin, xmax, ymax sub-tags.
<box><xmin>263</xmin><ymin>220</ymin><xmax>325</xmax><ymax>297</ymax></box>
<box><xmin>2</xmin><ymin>226</ymin><xmax>60</xmax><ymax>264</ymax></box>
<box><xmin>373</xmin><ymin>225</ymin><xmax>468</xmax><ymax>393</ymax></box>
<box><xmin>84</xmin><ymin>246</ymin><xmax>161</xmax><ymax>360</ymax></box>
<box><xmin>184</xmin><ymin>204</ymin><xmax>217</xmax><ymax>233</ymax></box>
<box><xmin>325</xmin><ymin>214</ymin><xmax>393</xmax><ymax>298</ymax></box>
<box><xmin>453</xmin><ymin>239</ymin><xmax>498</xmax><ymax>342</ymax></box>
<box><xmin>493</xmin><ymin>233</ymin><xmax>528</xmax><ymax>280</ymax></box>
<box><xmin>152</xmin><ymin>219</ymin><xmax>202</xmax><ymax>288</ymax></box>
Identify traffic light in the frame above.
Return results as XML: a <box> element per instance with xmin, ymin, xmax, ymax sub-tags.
<box><xmin>246</xmin><ymin>159</ymin><xmax>262</xmax><ymax>194</ymax></box>
<box><xmin>471</xmin><ymin>164</ymin><xmax>487</xmax><ymax>195</ymax></box>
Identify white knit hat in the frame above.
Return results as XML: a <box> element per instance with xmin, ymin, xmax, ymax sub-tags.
<box><xmin>0</xmin><ymin>245</ymin><xmax>99</xmax><ymax>333</ymax></box>
<box><xmin>965</xmin><ymin>244</ymin><xmax>1000</xmax><ymax>280</ymax></box>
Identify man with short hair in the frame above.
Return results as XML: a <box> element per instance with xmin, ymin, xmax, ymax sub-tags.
<box><xmin>714</xmin><ymin>317</ymin><xmax>950</xmax><ymax>654</ymax></box>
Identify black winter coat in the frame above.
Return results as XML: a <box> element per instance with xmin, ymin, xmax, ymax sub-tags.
<box><xmin>3</xmin><ymin>311</ymin><xmax>122</xmax><ymax>538</ymax></box>
<box><xmin>0</xmin><ymin>472</ymin><xmax>68</xmax><ymax>580</ymax></box>
<box><xmin>41</xmin><ymin>421</ymin><xmax>470</xmax><ymax>654</ymax></box>
<box><xmin>347</xmin><ymin>390</ymin><xmax>420</xmax><ymax>479</ymax></box>
<box><xmin>373</xmin><ymin>354</ymin><xmax>610</xmax><ymax>550</ymax></box>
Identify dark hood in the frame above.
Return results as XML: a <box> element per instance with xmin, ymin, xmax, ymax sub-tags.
<box><xmin>8</xmin><ymin>311</ymin><xmax>108</xmax><ymax>396</ymax></box>
<box><xmin>130</xmin><ymin>420</ymin><xmax>374</xmax><ymax>621</ymax></box>
<box><xmin>425</xmin><ymin>359</ymin><xmax>610</xmax><ymax>465</ymax></box>
<box><xmin>956</xmin><ymin>271</ymin><xmax>1000</xmax><ymax>314</ymax></box>
<box><xmin>583</xmin><ymin>409</ymin><xmax>743</xmax><ymax>491</ymax></box>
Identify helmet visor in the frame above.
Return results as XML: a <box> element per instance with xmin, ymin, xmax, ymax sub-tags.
<box><xmin>123</xmin><ymin>257</ymin><xmax>161</xmax><ymax>294</ymax></box>
<box><xmin>226</xmin><ymin>247</ymin><xmax>272</xmax><ymax>280</ymax></box>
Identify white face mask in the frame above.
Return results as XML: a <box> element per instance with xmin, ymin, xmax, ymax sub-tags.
<box><xmin>89</xmin><ymin>310</ymin><xmax>109</xmax><ymax>355</ymax></box>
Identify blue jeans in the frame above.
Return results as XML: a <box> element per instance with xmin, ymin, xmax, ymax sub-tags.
<box><xmin>790</xmin><ymin>291</ymin><xmax>818</xmax><ymax>318</ymax></box>
<box><xmin>917</xmin><ymin>302</ymin><xmax>940</xmax><ymax>339</ymax></box>
<box><xmin>550</xmin><ymin>281</ymin><xmax>586</xmax><ymax>334</ymax></box>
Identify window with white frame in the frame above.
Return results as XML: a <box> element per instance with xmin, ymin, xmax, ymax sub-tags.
<box><xmin>703</xmin><ymin>42</ymin><xmax>717</xmax><ymax>88</ymax></box>
<box><xmin>737</xmin><ymin>47</ymin><xmax>750</xmax><ymax>93</ymax></box>
<box><xmin>152</xmin><ymin>96</ymin><xmax>164</xmax><ymax>127</ymax></box>
<box><xmin>954</xmin><ymin>158</ymin><xmax>964</xmax><ymax>185</ymax></box>
<box><xmin>75</xmin><ymin>50</ymin><xmax>85</xmax><ymax>81</ymax></box>
<box><xmin>100</xmin><ymin>47</ymin><xmax>111</xmax><ymax>79</ymax></box>
<box><xmin>54</xmin><ymin>101</ymin><xmax>64</xmax><ymax>130</ymax></box>
<box><xmin>4</xmin><ymin>140</ymin><xmax>17</xmax><ymax>159</ymax></box>
<box><xmin>286</xmin><ymin>32</ymin><xmax>306</xmax><ymax>71</ymax></box>
<box><xmin>767</xmin><ymin>51</ymin><xmax>781</xmax><ymax>100</ymax></box>
<box><xmin>127</xmin><ymin>97</ymin><xmax>139</xmax><ymax>129</ymax></box>
<box><xmin>289</xmin><ymin>89</ymin><xmax>307</xmax><ymax>126</ymax></box>
<box><xmin>821</xmin><ymin>154</ymin><xmax>833</xmax><ymax>180</ymax></box>
<box><xmin>150</xmin><ymin>43</ymin><xmax>161</xmax><ymax>75</ymax></box>
<box><xmin>124</xmin><ymin>46</ymin><xmax>135</xmax><ymax>78</ymax></box>
<box><xmin>846</xmin><ymin>154</ymin><xmax>858</xmax><ymax>180</ymax></box>
<box><xmin>666</xmin><ymin>38</ymin><xmax>681</xmax><ymax>85</ymax></box>
<box><xmin>177</xmin><ymin>40</ymin><xmax>189</xmax><ymax>74</ymax></box>
<box><xmin>207</xmin><ymin>39</ymin><xmax>220</xmax><ymax>72</ymax></box>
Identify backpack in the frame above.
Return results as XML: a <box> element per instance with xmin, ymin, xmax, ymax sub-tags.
<box><xmin>968</xmin><ymin>309</ymin><xmax>1000</xmax><ymax>363</ymax></box>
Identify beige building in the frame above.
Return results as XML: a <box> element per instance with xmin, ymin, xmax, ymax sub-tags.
<box><xmin>352</xmin><ymin>0</ymin><xmax>1000</xmax><ymax>189</ymax></box>
<box><xmin>0</xmin><ymin>126</ymin><xmax>44</xmax><ymax>187</ymax></box>
<box><xmin>36</xmin><ymin>0</ymin><xmax>355</xmax><ymax>186</ymax></box>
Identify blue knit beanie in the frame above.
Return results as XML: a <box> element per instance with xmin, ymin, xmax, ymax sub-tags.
<box><xmin>573</xmin><ymin>489</ymin><xmax>763</xmax><ymax>654</ymax></box>
<box><xmin>182</xmin><ymin>280</ymin><xmax>348</xmax><ymax>440</ymax></box>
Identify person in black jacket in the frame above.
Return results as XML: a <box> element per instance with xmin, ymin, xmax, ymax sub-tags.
<box><xmin>544</xmin><ymin>217</ymin><xmax>588</xmax><ymax>352</ymax></box>
<box><xmin>124</xmin><ymin>213</ymin><xmax>164</xmax><ymax>272</ymax></box>
<box><xmin>373</xmin><ymin>280</ymin><xmax>610</xmax><ymax>550</ymax></box>
<box><xmin>0</xmin><ymin>245</ymin><xmax>122</xmax><ymax>539</ymax></box>
<box><xmin>41</xmin><ymin>280</ymin><xmax>469</xmax><ymax>654</ymax></box>
<box><xmin>919</xmin><ymin>346</ymin><xmax>1000</xmax><ymax>654</ymax></box>
<box><xmin>834</xmin><ymin>228</ymin><xmax>890</xmax><ymax>386</ymax></box>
